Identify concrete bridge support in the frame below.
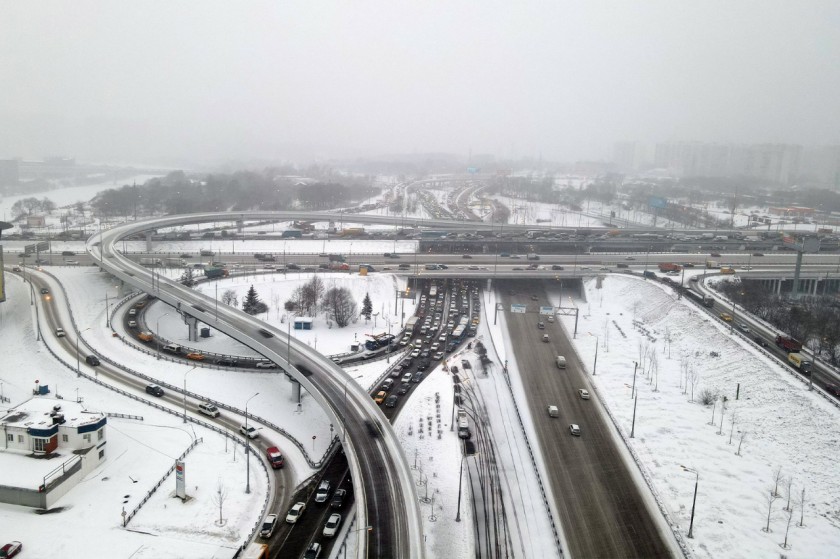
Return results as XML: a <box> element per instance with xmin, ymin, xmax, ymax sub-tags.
<box><xmin>183</xmin><ymin>314</ymin><xmax>199</xmax><ymax>342</ymax></box>
<box><xmin>145</xmin><ymin>232</ymin><xmax>153</xmax><ymax>253</ymax></box>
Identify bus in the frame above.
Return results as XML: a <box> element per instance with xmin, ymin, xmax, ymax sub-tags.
<box><xmin>365</xmin><ymin>333</ymin><xmax>395</xmax><ymax>351</ymax></box>
<box><xmin>451</xmin><ymin>316</ymin><xmax>470</xmax><ymax>342</ymax></box>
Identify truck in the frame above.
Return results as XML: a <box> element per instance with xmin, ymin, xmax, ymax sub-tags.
<box><xmin>457</xmin><ymin>409</ymin><xmax>471</xmax><ymax>439</ymax></box>
<box><xmin>199</xmin><ymin>249</ymin><xmax>214</xmax><ymax>256</ymax></box>
<box><xmin>359</xmin><ymin>263</ymin><xmax>375</xmax><ymax>273</ymax></box>
<box><xmin>404</xmin><ymin>316</ymin><xmax>420</xmax><ymax>334</ymax></box>
<box><xmin>719</xmin><ymin>267</ymin><xmax>736</xmax><ymax>274</ymax></box>
<box><xmin>203</xmin><ymin>266</ymin><xmax>229</xmax><ymax>279</ymax></box>
<box><xmin>684</xmin><ymin>289</ymin><xmax>715</xmax><ymax>308</ymax></box>
<box><xmin>643</xmin><ymin>270</ymin><xmax>657</xmax><ymax>279</ymax></box>
<box><xmin>701</xmin><ymin>233</ymin><xmax>715</xmax><ymax>240</ymax></box>
<box><xmin>166</xmin><ymin>258</ymin><xmax>186</xmax><ymax>266</ymax></box>
<box><xmin>775</xmin><ymin>335</ymin><xmax>802</xmax><ymax>353</ymax></box>
<box><xmin>240</xmin><ymin>543</ymin><xmax>269</xmax><ymax>559</ymax></box>
<box><xmin>340</xmin><ymin>227</ymin><xmax>365</xmax><ymax>237</ymax></box>
<box><xmin>658</xmin><ymin>263</ymin><xmax>682</xmax><ymax>272</ymax></box>
<box><xmin>139</xmin><ymin>257</ymin><xmax>162</xmax><ymax>266</ymax></box>
<box><xmin>787</xmin><ymin>352</ymin><xmax>812</xmax><ymax>373</ymax></box>
<box><xmin>281</xmin><ymin>229</ymin><xmax>302</xmax><ymax>238</ymax></box>
<box><xmin>329</xmin><ymin>262</ymin><xmax>350</xmax><ymax>271</ymax></box>
<box><xmin>527</xmin><ymin>253</ymin><xmax>540</xmax><ymax>260</ymax></box>
<box><xmin>705</xmin><ymin>260</ymin><xmax>719</xmax><ymax>269</ymax></box>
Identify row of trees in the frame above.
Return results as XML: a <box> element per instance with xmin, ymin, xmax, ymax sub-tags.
<box><xmin>10</xmin><ymin>196</ymin><xmax>57</xmax><ymax>219</ymax></box>
<box><xmin>282</xmin><ymin>276</ymin><xmax>359</xmax><ymax>327</ymax></box>
<box><xmin>89</xmin><ymin>169</ymin><xmax>379</xmax><ymax>218</ymax></box>
<box><xmin>714</xmin><ymin>280</ymin><xmax>840</xmax><ymax>365</ymax></box>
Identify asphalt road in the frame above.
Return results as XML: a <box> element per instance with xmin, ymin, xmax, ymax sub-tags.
<box><xmin>501</xmin><ymin>279</ymin><xmax>673</xmax><ymax>558</ymax></box>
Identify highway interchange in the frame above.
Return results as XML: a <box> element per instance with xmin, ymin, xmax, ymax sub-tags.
<box><xmin>6</xmin><ymin>209</ymin><xmax>840</xmax><ymax>559</ymax></box>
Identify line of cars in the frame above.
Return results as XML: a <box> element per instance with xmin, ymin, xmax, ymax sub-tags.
<box><xmin>261</xmin><ymin>479</ymin><xmax>349</xmax><ymax>558</ymax></box>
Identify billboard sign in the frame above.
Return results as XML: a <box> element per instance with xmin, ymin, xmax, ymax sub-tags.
<box><xmin>36</xmin><ymin>241</ymin><xmax>50</xmax><ymax>252</ymax></box>
<box><xmin>175</xmin><ymin>460</ymin><xmax>185</xmax><ymax>499</ymax></box>
<box><xmin>539</xmin><ymin>306</ymin><xmax>555</xmax><ymax>315</ymax></box>
<box><xmin>510</xmin><ymin>304</ymin><xmax>527</xmax><ymax>314</ymax></box>
<box><xmin>648</xmin><ymin>196</ymin><xmax>668</xmax><ymax>209</ymax></box>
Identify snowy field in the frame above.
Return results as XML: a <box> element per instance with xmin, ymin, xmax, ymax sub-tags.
<box><xmin>554</xmin><ymin>274</ymin><xmax>840</xmax><ymax>558</ymax></box>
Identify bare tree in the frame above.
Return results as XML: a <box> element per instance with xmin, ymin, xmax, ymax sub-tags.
<box><xmin>796</xmin><ymin>487</ymin><xmax>807</xmax><ymax>527</ymax></box>
<box><xmin>781</xmin><ymin>505</ymin><xmax>795</xmax><ymax>549</ymax></box>
<box><xmin>728</xmin><ymin>413</ymin><xmax>737</xmax><ymax>444</ymax></box>
<box><xmin>322</xmin><ymin>287</ymin><xmax>357</xmax><ymax>327</ymax></box>
<box><xmin>783</xmin><ymin>477</ymin><xmax>794</xmax><ymax>512</ymax></box>
<box><xmin>651</xmin><ymin>352</ymin><xmax>660</xmax><ymax>392</ymax></box>
<box><xmin>736</xmin><ymin>430</ymin><xmax>748</xmax><ymax>456</ymax></box>
<box><xmin>763</xmin><ymin>488</ymin><xmax>780</xmax><ymax>532</ymax></box>
<box><xmin>772</xmin><ymin>465</ymin><xmax>784</xmax><ymax>497</ymax></box>
<box><xmin>212</xmin><ymin>479</ymin><xmax>227</xmax><ymax>526</ymax></box>
<box><xmin>221</xmin><ymin>289</ymin><xmax>238</xmax><ymax>307</ymax></box>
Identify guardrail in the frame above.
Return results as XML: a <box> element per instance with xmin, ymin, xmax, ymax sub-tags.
<box><xmin>124</xmin><ymin>437</ymin><xmax>204</xmax><ymax>526</ymax></box>
<box><xmin>479</xmin><ymin>290</ymin><xmax>565</xmax><ymax>558</ymax></box>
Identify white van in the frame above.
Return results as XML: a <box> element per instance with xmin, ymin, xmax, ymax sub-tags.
<box><xmin>555</xmin><ymin>356</ymin><xmax>566</xmax><ymax>369</ymax></box>
<box><xmin>162</xmin><ymin>344</ymin><xmax>183</xmax><ymax>354</ymax></box>
<box><xmin>198</xmin><ymin>402</ymin><xmax>220</xmax><ymax>417</ymax></box>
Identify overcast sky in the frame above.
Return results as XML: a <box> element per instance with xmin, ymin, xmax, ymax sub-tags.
<box><xmin>1</xmin><ymin>1</ymin><xmax>839</xmax><ymax>166</ymax></box>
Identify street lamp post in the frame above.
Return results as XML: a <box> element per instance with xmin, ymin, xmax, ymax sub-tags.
<box><xmin>75</xmin><ymin>327</ymin><xmax>91</xmax><ymax>376</ymax></box>
<box><xmin>156</xmin><ymin>313</ymin><xmax>170</xmax><ymax>360</ymax></box>
<box><xmin>681</xmin><ymin>466</ymin><xmax>699</xmax><ymax>538</ymax></box>
<box><xmin>588</xmin><ymin>332</ymin><xmax>599</xmax><ymax>375</ymax></box>
<box><xmin>245</xmin><ymin>392</ymin><xmax>260</xmax><ymax>494</ymax></box>
<box><xmin>182</xmin><ymin>366</ymin><xmax>197</xmax><ymax>423</ymax></box>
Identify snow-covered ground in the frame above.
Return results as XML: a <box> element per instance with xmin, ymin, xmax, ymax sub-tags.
<box><xmin>553</xmin><ymin>274</ymin><xmax>840</xmax><ymax>558</ymax></box>
<box><xmin>4</xmin><ymin>200</ymin><xmax>840</xmax><ymax>558</ymax></box>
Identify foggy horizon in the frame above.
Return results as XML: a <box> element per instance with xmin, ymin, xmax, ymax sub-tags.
<box><xmin>2</xmin><ymin>1</ymin><xmax>839</xmax><ymax>167</ymax></box>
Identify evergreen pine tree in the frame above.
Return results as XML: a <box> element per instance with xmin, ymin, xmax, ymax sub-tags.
<box><xmin>242</xmin><ymin>285</ymin><xmax>268</xmax><ymax>315</ymax></box>
<box><xmin>361</xmin><ymin>292</ymin><xmax>373</xmax><ymax>321</ymax></box>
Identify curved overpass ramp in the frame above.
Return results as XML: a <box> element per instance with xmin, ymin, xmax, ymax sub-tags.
<box><xmin>88</xmin><ymin>212</ymin><xmax>426</xmax><ymax>559</ymax></box>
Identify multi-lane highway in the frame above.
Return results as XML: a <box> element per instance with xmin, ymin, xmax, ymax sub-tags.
<box><xmin>87</xmin><ymin>212</ymin><xmax>426</xmax><ymax>559</ymax></box>
<box><xmin>501</xmin><ymin>279</ymin><xmax>675</xmax><ymax>558</ymax></box>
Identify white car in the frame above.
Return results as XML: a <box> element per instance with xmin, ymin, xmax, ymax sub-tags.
<box><xmin>569</xmin><ymin>424</ymin><xmax>582</xmax><ymax>436</ymax></box>
<box><xmin>433</xmin><ymin>351</ymin><xmax>444</xmax><ymax>360</ymax></box>
<box><xmin>55</xmin><ymin>327</ymin><xmax>66</xmax><ymax>338</ymax></box>
<box><xmin>255</xmin><ymin>361</ymin><xmax>277</xmax><ymax>369</ymax></box>
<box><xmin>259</xmin><ymin>513</ymin><xmax>278</xmax><ymax>538</ymax></box>
<box><xmin>578</xmin><ymin>389</ymin><xmax>590</xmax><ymax>400</ymax></box>
<box><xmin>285</xmin><ymin>501</ymin><xmax>306</xmax><ymax>524</ymax></box>
<box><xmin>240</xmin><ymin>425</ymin><xmax>259</xmax><ymax>439</ymax></box>
<box><xmin>625</xmin><ymin>256</ymin><xmax>636</xmax><ymax>261</ymax></box>
<box><xmin>410</xmin><ymin>349</ymin><xmax>421</xmax><ymax>358</ymax></box>
<box><xmin>323</xmin><ymin>512</ymin><xmax>342</xmax><ymax>537</ymax></box>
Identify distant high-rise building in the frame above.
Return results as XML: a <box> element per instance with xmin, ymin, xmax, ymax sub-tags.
<box><xmin>0</xmin><ymin>159</ymin><xmax>19</xmax><ymax>188</ymax></box>
<box><xmin>654</xmin><ymin>141</ymin><xmax>801</xmax><ymax>185</ymax></box>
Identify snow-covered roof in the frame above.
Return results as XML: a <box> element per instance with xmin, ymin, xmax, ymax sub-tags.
<box><xmin>0</xmin><ymin>397</ymin><xmax>104</xmax><ymax>430</ymax></box>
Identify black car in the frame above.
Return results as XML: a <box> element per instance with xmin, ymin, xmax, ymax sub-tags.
<box><xmin>417</xmin><ymin>360</ymin><xmax>430</xmax><ymax>371</ymax></box>
<box><xmin>216</xmin><ymin>358</ymin><xmax>238</xmax><ymax>367</ymax></box>
<box><xmin>304</xmin><ymin>543</ymin><xmax>322</xmax><ymax>559</ymax></box>
<box><xmin>331</xmin><ymin>488</ymin><xmax>347</xmax><ymax>509</ymax></box>
<box><xmin>398</xmin><ymin>383</ymin><xmax>411</xmax><ymax>395</ymax></box>
<box><xmin>412</xmin><ymin>371</ymin><xmax>424</xmax><ymax>383</ymax></box>
<box><xmin>145</xmin><ymin>384</ymin><xmax>164</xmax><ymax>397</ymax></box>
<box><xmin>85</xmin><ymin>355</ymin><xmax>101</xmax><ymax>366</ymax></box>
<box><xmin>551</xmin><ymin>265</ymin><xmax>565</xmax><ymax>270</ymax></box>
<box><xmin>753</xmin><ymin>336</ymin><xmax>769</xmax><ymax>348</ymax></box>
<box><xmin>286</xmin><ymin>263</ymin><xmax>300</xmax><ymax>270</ymax></box>
<box><xmin>385</xmin><ymin>394</ymin><xmax>399</xmax><ymax>408</ymax></box>
<box><xmin>40</xmin><ymin>288</ymin><xmax>49</xmax><ymax>294</ymax></box>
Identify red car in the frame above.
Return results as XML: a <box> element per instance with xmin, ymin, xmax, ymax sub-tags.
<box><xmin>0</xmin><ymin>541</ymin><xmax>22</xmax><ymax>558</ymax></box>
